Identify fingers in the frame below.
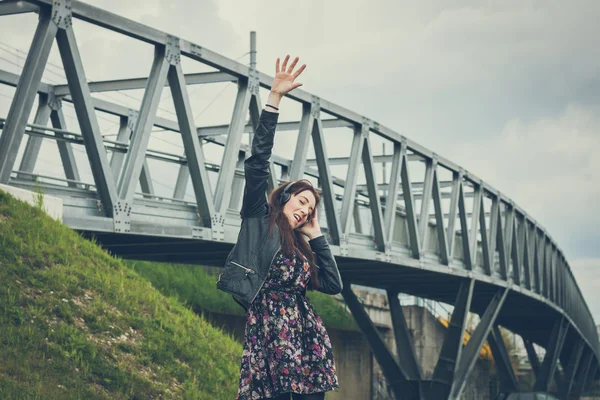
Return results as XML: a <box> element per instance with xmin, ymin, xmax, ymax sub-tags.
<box><xmin>275</xmin><ymin>58</ymin><xmax>280</xmax><ymax>74</ymax></box>
<box><xmin>291</xmin><ymin>82</ymin><xmax>303</xmax><ymax>90</ymax></box>
<box><xmin>281</xmin><ymin>55</ymin><xmax>290</xmax><ymax>73</ymax></box>
<box><xmin>287</xmin><ymin>56</ymin><xmax>299</xmax><ymax>74</ymax></box>
<box><xmin>292</xmin><ymin>64</ymin><xmax>307</xmax><ymax>80</ymax></box>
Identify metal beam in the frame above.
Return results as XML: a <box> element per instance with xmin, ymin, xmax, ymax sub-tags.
<box><xmin>168</xmin><ymin>61</ymin><xmax>214</xmax><ymax>226</ymax></box>
<box><xmin>571</xmin><ymin>351</ymin><xmax>593</xmax><ymax>400</ymax></box>
<box><xmin>427</xmin><ymin>279</ymin><xmax>474</xmax><ymax>400</ymax></box>
<box><xmin>561</xmin><ymin>340</ymin><xmax>584</xmax><ymax>398</ymax></box>
<box><xmin>56</xmin><ymin>25</ymin><xmax>118</xmax><ymax>215</ymax></box>
<box><xmin>450</xmin><ymin>287</ymin><xmax>509</xmax><ymax>399</ymax></box>
<box><xmin>50</xmin><ymin>107</ymin><xmax>81</xmax><ymax>188</ymax></box>
<box><xmin>400</xmin><ymin>143</ymin><xmax>420</xmax><ymax>259</ymax></box>
<box><xmin>213</xmin><ymin>79</ymin><xmax>251</xmax><ymax>214</ymax></box>
<box><xmin>339</xmin><ymin>124</ymin><xmax>365</xmax><ymax>234</ymax></box>
<box><xmin>487</xmin><ymin>325</ymin><xmax>519</xmax><ymax>392</ymax></box>
<box><xmin>432</xmin><ymin>168</ymin><xmax>450</xmax><ymax>265</ymax></box>
<box><xmin>17</xmin><ymin>93</ymin><xmax>52</xmax><ymax>178</ymax></box>
<box><xmin>533</xmin><ymin>317</ymin><xmax>569</xmax><ymax>392</ymax></box>
<box><xmin>0</xmin><ymin>9</ymin><xmax>57</xmax><ymax>183</ymax></box>
<box><xmin>387</xmin><ymin>288</ymin><xmax>422</xmax><ymax>381</ymax></box>
<box><xmin>383</xmin><ymin>142</ymin><xmax>402</xmax><ymax>251</ymax></box>
<box><xmin>53</xmin><ymin>71</ymin><xmax>235</xmax><ymax>96</ymax></box>
<box><xmin>524</xmin><ymin>339</ymin><xmax>541</xmax><ymax>380</ymax></box>
<box><xmin>197</xmin><ymin>117</ymin><xmax>350</xmax><ymax>137</ymax></box>
<box><xmin>289</xmin><ymin>102</ymin><xmax>315</xmax><ymax>180</ymax></box>
<box><xmin>342</xmin><ymin>283</ymin><xmax>420</xmax><ymax>399</ymax></box>
<box><xmin>117</xmin><ymin>45</ymin><xmax>169</xmax><ymax>203</ymax></box>
<box><xmin>362</xmin><ymin>131</ymin><xmax>386</xmax><ymax>252</ymax></box>
<box><xmin>312</xmin><ymin>116</ymin><xmax>341</xmax><ymax>245</ymax></box>
<box><xmin>457</xmin><ymin>181</ymin><xmax>473</xmax><ymax>270</ymax></box>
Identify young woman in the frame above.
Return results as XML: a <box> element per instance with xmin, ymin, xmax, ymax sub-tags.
<box><xmin>217</xmin><ymin>55</ymin><xmax>343</xmax><ymax>400</ymax></box>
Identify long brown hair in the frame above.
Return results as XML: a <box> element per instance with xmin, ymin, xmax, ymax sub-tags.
<box><xmin>268</xmin><ymin>180</ymin><xmax>321</xmax><ymax>291</ymax></box>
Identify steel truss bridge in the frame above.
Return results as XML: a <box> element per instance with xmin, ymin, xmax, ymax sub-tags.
<box><xmin>0</xmin><ymin>1</ymin><xmax>597</xmax><ymax>399</ymax></box>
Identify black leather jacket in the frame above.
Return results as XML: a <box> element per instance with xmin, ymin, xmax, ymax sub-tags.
<box><xmin>216</xmin><ymin>110</ymin><xmax>343</xmax><ymax>312</ymax></box>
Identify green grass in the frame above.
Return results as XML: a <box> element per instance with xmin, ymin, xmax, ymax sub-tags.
<box><xmin>0</xmin><ymin>190</ymin><xmax>243</xmax><ymax>399</ymax></box>
<box><xmin>124</xmin><ymin>260</ymin><xmax>359</xmax><ymax>332</ymax></box>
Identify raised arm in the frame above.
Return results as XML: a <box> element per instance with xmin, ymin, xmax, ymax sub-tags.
<box><xmin>240</xmin><ymin>55</ymin><xmax>307</xmax><ymax>218</ymax></box>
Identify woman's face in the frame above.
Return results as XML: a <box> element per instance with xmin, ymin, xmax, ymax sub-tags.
<box><xmin>282</xmin><ymin>189</ymin><xmax>316</xmax><ymax>229</ymax></box>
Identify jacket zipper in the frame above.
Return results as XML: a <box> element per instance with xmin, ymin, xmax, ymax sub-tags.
<box><xmin>230</xmin><ymin>261</ymin><xmax>256</xmax><ymax>276</ymax></box>
<box><xmin>249</xmin><ymin>245</ymin><xmax>281</xmax><ymax>305</ymax></box>
<box><xmin>217</xmin><ymin>261</ymin><xmax>256</xmax><ymax>284</ymax></box>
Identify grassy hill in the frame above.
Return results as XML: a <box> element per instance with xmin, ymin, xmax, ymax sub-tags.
<box><xmin>0</xmin><ymin>190</ymin><xmax>242</xmax><ymax>399</ymax></box>
<box><xmin>123</xmin><ymin>260</ymin><xmax>359</xmax><ymax>332</ymax></box>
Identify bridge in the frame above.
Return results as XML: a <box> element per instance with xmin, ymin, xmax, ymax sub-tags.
<box><xmin>0</xmin><ymin>1</ymin><xmax>597</xmax><ymax>399</ymax></box>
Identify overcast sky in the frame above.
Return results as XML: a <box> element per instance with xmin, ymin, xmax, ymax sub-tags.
<box><xmin>0</xmin><ymin>1</ymin><xmax>599</xmax><ymax>322</ymax></box>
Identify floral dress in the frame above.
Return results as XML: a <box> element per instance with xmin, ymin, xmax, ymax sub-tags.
<box><xmin>235</xmin><ymin>249</ymin><xmax>340</xmax><ymax>400</ymax></box>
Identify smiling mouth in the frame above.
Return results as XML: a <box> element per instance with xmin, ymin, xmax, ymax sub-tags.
<box><xmin>293</xmin><ymin>214</ymin><xmax>301</xmax><ymax>224</ymax></box>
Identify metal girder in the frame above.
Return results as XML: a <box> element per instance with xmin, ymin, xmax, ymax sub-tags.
<box><xmin>470</xmin><ymin>183</ymin><xmax>483</xmax><ymax>268</ymax></box>
<box><xmin>56</xmin><ymin>25</ymin><xmax>118</xmax><ymax>215</ymax></box>
<box><xmin>561</xmin><ymin>340</ymin><xmax>585</xmax><ymax>398</ymax></box>
<box><xmin>339</xmin><ymin>123</ymin><xmax>365</xmax><ymax>234</ymax></box>
<box><xmin>306</xmin><ymin>153</ymin><xmax>424</xmax><ymax>166</ymax></box>
<box><xmin>510</xmin><ymin>213</ymin><xmax>521</xmax><ymax>284</ymax></box>
<box><xmin>446</xmin><ymin>171</ymin><xmax>461</xmax><ymax>262</ymax></box>
<box><xmin>213</xmin><ymin>79</ymin><xmax>251</xmax><ymax>214</ymax></box>
<box><xmin>479</xmin><ymin>193</ymin><xmax>492</xmax><ymax>275</ymax></box>
<box><xmin>533</xmin><ymin>317</ymin><xmax>570</xmax><ymax>392</ymax></box>
<box><xmin>341</xmin><ymin>283</ymin><xmax>420</xmax><ymax>399</ymax></box>
<box><xmin>524</xmin><ymin>339</ymin><xmax>541</xmax><ymax>380</ymax></box>
<box><xmin>387</xmin><ymin>288</ymin><xmax>422</xmax><ymax>381</ymax></box>
<box><xmin>110</xmin><ymin>115</ymin><xmax>134</xmax><ymax>179</ymax></box>
<box><xmin>17</xmin><ymin>93</ymin><xmax>52</xmax><ymax>178</ymax></box>
<box><xmin>450</xmin><ymin>287</ymin><xmax>510</xmax><ymax>399</ymax></box>
<box><xmin>168</xmin><ymin>61</ymin><xmax>214</xmax><ymax>226</ymax></box>
<box><xmin>173</xmin><ymin>164</ymin><xmax>189</xmax><ymax>200</ymax></box>
<box><xmin>0</xmin><ymin>9</ymin><xmax>58</xmax><ymax>183</ymax></box>
<box><xmin>457</xmin><ymin>181</ymin><xmax>473</xmax><ymax>270</ymax></box>
<box><xmin>417</xmin><ymin>157</ymin><xmax>434</xmax><ymax>252</ymax></box>
<box><xmin>117</xmin><ymin>45</ymin><xmax>170</xmax><ymax>203</ymax></box>
<box><xmin>53</xmin><ymin>71</ymin><xmax>235</xmax><ymax>96</ymax></box>
<box><xmin>496</xmin><ymin>202</ymin><xmax>509</xmax><ymax>280</ymax></box>
<box><xmin>427</xmin><ymin>279</ymin><xmax>474</xmax><ymax>400</ymax></box>
<box><xmin>311</xmin><ymin>116</ymin><xmax>341</xmax><ymax>245</ymax></box>
<box><xmin>570</xmin><ymin>351</ymin><xmax>593</xmax><ymax>400</ymax></box>
<box><xmin>197</xmin><ymin>117</ymin><xmax>349</xmax><ymax>137</ymax></box>
<box><xmin>139</xmin><ymin>160</ymin><xmax>154</xmax><ymax>198</ymax></box>
<box><xmin>362</xmin><ymin>128</ymin><xmax>386</xmax><ymax>252</ymax></box>
<box><xmin>50</xmin><ymin>107</ymin><xmax>81</xmax><ymax>188</ymax></box>
<box><xmin>289</xmin><ymin>102</ymin><xmax>315</xmax><ymax>181</ymax></box>
<box><xmin>522</xmin><ymin>220</ymin><xmax>533</xmax><ymax>290</ymax></box>
<box><xmin>432</xmin><ymin>168</ymin><xmax>450</xmax><ymax>265</ymax></box>
<box><xmin>383</xmin><ymin>142</ymin><xmax>402</xmax><ymax>251</ymax></box>
<box><xmin>488</xmin><ymin>325</ymin><xmax>519</xmax><ymax>392</ymax></box>
<box><xmin>400</xmin><ymin>143</ymin><xmax>421</xmax><ymax>259</ymax></box>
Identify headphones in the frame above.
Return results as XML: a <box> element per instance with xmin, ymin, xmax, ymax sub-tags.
<box><xmin>278</xmin><ymin>179</ymin><xmax>316</xmax><ymax>220</ymax></box>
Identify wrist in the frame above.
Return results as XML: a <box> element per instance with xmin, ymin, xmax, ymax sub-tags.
<box><xmin>308</xmin><ymin>231</ymin><xmax>323</xmax><ymax>240</ymax></box>
<box><xmin>267</xmin><ymin>91</ymin><xmax>283</xmax><ymax>108</ymax></box>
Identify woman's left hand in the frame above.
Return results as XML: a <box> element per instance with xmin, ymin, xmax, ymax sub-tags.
<box><xmin>298</xmin><ymin>207</ymin><xmax>323</xmax><ymax>240</ymax></box>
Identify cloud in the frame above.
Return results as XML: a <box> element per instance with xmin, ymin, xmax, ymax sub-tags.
<box><xmin>455</xmin><ymin>103</ymin><xmax>600</xmax><ymax>258</ymax></box>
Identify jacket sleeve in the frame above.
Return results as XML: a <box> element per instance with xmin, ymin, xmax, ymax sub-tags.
<box><xmin>309</xmin><ymin>235</ymin><xmax>343</xmax><ymax>295</ymax></box>
<box><xmin>240</xmin><ymin>110</ymin><xmax>279</xmax><ymax>219</ymax></box>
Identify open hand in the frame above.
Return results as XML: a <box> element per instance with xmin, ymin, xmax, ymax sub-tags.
<box><xmin>298</xmin><ymin>207</ymin><xmax>323</xmax><ymax>240</ymax></box>
<box><xmin>271</xmin><ymin>55</ymin><xmax>306</xmax><ymax>97</ymax></box>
